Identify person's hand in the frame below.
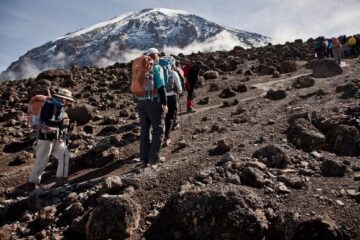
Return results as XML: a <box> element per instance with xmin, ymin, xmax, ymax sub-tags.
<box><xmin>69</xmin><ymin>121</ymin><xmax>77</xmax><ymax>131</ymax></box>
<box><xmin>62</xmin><ymin>118</ymin><xmax>70</xmax><ymax>126</ymax></box>
<box><xmin>162</xmin><ymin>105</ymin><xmax>168</xmax><ymax>115</ymax></box>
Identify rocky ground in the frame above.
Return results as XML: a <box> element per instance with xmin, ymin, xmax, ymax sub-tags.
<box><xmin>0</xmin><ymin>39</ymin><xmax>360</xmax><ymax>240</ymax></box>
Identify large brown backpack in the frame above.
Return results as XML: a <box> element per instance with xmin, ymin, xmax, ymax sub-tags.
<box><xmin>131</xmin><ymin>55</ymin><xmax>156</xmax><ymax>97</ymax></box>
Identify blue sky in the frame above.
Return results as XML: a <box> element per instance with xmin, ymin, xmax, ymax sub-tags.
<box><xmin>1</xmin><ymin>0</ymin><xmax>359</xmax><ymax>72</ymax></box>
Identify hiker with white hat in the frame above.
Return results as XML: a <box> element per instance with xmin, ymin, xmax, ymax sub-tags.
<box><xmin>131</xmin><ymin>47</ymin><xmax>168</xmax><ymax>166</ymax></box>
<box><xmin>27</xmin><ymin>88</ymin><xmax>76</xmax><ymax>190</ymax></box>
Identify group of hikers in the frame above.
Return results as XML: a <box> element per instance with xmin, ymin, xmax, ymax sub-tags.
<box><xmin>25</xmin><ymin>47</ymin><xmax>201</xmax><ymax>190</ymax></box>
<box><xmin>314</xmin><ymin>34</ymin><xmax>360</xmax><ymax>64</ymax></box>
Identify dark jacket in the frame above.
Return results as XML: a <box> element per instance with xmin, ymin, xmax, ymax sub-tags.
<box><xmin>38</xmin><ymin>99</ymin><xmax>66</xmax><ymax>140</ymax></box>
<box><xmin>187</xmin><ymin>65</ymin><xmax>201</xmax><ymax>88</ymax></box>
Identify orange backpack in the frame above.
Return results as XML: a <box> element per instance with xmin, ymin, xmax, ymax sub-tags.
<box><xmin>332</xmin><ymin>38</ymin><xmax>341</xmax><ymax>48</ymax></box>
<box><xmin>27</xmin><ymin>95</ymin><xmax>49</xmax><ymax>128</ymax></box>
<box><xmin>131</xmin><ymin>55</ymin><xmax>156</xmax><ymax>97</ymax></box>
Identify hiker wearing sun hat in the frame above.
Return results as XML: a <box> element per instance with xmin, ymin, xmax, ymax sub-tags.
<box><xmin>27</xmin><ymin>88</ymin><xmax>76</xmax><ymax>189</ymax></box>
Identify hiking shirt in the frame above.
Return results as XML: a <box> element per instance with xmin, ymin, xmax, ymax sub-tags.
<box><xmin>166</xmin><ymin>71</ymin><xmax>183</xmax><ymax>96</ymax></box>
<box><xmin>38</xmin><ymin>99</ymin><xmax>66</xmax><ymax>141</ymax></box>
<box><xmin>136</xmin><ymin>63</ymin><xmax>166</xmax><ymax>104</ymax></box>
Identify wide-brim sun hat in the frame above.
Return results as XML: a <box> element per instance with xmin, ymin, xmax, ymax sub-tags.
<box><xmin>145</xmin><ymin>47</ymin><xmax>160</xmax><ymax>56</ymax></box>
<box><xmin>53</xmin><ymin>88</ymin><xmax>76</xmax><ymax>102</ymax></box>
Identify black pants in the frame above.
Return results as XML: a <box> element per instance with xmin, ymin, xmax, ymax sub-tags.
<box><xmin>165</xmin><ymin>95</ymin><xmax>178</xmax><ymax>139</ymax></box>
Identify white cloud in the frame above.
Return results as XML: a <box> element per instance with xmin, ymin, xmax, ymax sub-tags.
<box><xmin>244</xmin><ymin>0</ymin><xmax>360</xmax><ymax>42</ymax></box>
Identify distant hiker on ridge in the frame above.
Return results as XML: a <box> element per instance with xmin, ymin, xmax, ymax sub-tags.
<box><xmin>131</xmin><ymin>48</ymin><xmax>168</xmax><ymax>166</ymax></box>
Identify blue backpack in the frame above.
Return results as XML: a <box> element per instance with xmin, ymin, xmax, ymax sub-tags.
<box><xmin>159</xmin><ymin>57</ymin><xmax>176</xmax><ymax>92</ymax></box>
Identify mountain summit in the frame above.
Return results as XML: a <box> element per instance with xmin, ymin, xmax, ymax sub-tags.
<box><xmin>0</xmin><ymin>8</ymin><xmax>270</xmax><ymax>80</ymax></box>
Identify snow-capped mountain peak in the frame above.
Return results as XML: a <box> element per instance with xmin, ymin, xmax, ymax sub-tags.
<box><xmin>1</xmin><ymin>8</ymin><xmax>270</xmax><ymax>81</ymax></box>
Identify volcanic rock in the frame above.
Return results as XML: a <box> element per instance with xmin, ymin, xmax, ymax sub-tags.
<box><xmin>252</xmin><ymin>144</ymin><xmax>289</xmax><ymax>168</ymax></box>
<box><xmin>312</xmin><ymin>58</ymin><xmax>342</xmax><ymax>78</ymax></box>
<box><xmin>292</xmin><ymin>76</ymin><xmax>315</xmax><ymax>89</ymax></box>
<box><xmin>320</xmin><ymin>159</ymin><xmax>347</xmax><ymax>177</ymax></box>
<box><xmin>87</xmin><ymin>194</ymin><xmax>141</xmax><ymax>240</ymax></box>
<box><xmin>287</xmin><ymin>118</ymin><xmax>326</xmax><ymax>152</ymax></box>
<box><xmin>146</xmin><ymin>184</ymin><xmax>268</xmax><ymax>240</ymax></box>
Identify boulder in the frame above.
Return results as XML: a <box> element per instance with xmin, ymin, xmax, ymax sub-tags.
<box><xmin>209</xmin><ymin>138</ymin><xmax>234</xmax><ymax>155</ymax></box>
<box><xmin>256</xmin><ymin>64</ymin><xmax>276</xmax><ymax>75</ymax></box>
<box><xmin>203</xmin><ymin>71</ymin><xmax>219</xmax><ymax>80</ymax></box>
<box><xmin>208</xmin><ymin>83</ymin><xmax>220</xmax><ymax>92</ymax></box>
<box><xmin>320</xmin><ymin>159</ymin><xmax>347</xmax><ymax>177</ymax></box>
<box><xmin>36</xmin><ymin>69</ymin><xmax>72</xmax><ymax>81</ymax></box>
<box><xmin>198</xmin><ymin>97</ymin><xmax>209</xmax><ymax>105</ymax></box>
<box><xmin>252</xmin><ymin>144</ymin><xmax>289</xmax><ymax>168</ymax></box>
<box><xmin>312</xmin><ymin>58</ymin><xmax>342</xmax><ymax>78</ymax></box>
<box><xmin>265</xmin><ymin>89</ymin><xmax>287</xmax><ymax>100</ymax></box>
<box><xmin>232</xmin><ymin>83</ymin><xmax>247</xmax><ymax>93</ymax></box>
<box><xmin>219</xmin><ymin>88</ymin><xmax>236</xmax><ymax>98</ymax></box>
<box><xmin>287</xmin><ymin>118</ymin><xmax>326</xmax><ymax>152</ymax></box>
<box><xmin>291</xmin><ymin>216</ymin><xmax>344</xmax><ymax>240</ymax></box>
<box><xmin>87</xmin><ymin>195</ymin><xmax>141</xmax><ymax>240</ymax></box>
<box><xmin>292</xmin><ymin>76</ymin><xmax>315</xmax><ymax>89</ymax></box>
<box><xmin>280</xmin><ymin>61</ymin><xmax>297</xmax><ymax>73</ymax></box>
<box><xmin>67</xmin><ymin>104</ymin><xmax>93</xmax><ymax>125</ymax></box>
<box><xmin>146</xmin><ymin>184</ymin><xmax>268</xmax><ymax>240</ymax></box>
<box><xmin>326</xmin><ymin>124</ymin><xmax>360</xmax><ymax>156</ymax></box>
<box><xmin>240</xmin><ymin>167</ymin><xmax>265</xmax><ymax>188</ymax></box>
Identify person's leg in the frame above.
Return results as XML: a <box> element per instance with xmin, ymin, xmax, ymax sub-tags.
<box><xmin>53</xmin><ymin>140</ymin><xmax>70</xmax><ymax>179</ymax></box>
<box><xmin>138</xmin><ymin>100</ymin><xmax>151</xmax><ymax>164</ymax></box>
<box><xmin>29</xmin><ymin>140</ymin><xmax>53</xmax><ymax>184</ymax></box>
<box><xmin>165</xmin><ymin>95</ymin><xmax>176</xmax><ymax>139</ymax></box>
<box><xmin>147</xmin><ymin>101</ymin><xmax>164</xmax><ymax>163</ymax></box>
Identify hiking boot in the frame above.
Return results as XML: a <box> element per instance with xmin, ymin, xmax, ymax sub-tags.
<box><xmin>149</xmin><ymin>156</ymin><xmax>165</xmax><ymax>165</ymax></box>
<box><xmin>54</xmin><ymin>177</ymin><xmax>68</xmax><ymax>187</ymax></box>
<box><xmin>163</xmin><ymin>138</ymin><xmax>171</xmax><ymax>147</ymax></box>
<box><xmin>187</xmin><ymin>108</ymin><xmax>196</xmax><ymax>113</ymax></box>
<box><xmin>172</xmin><ymin>122</ymin><xmax>179</xmax><ymax>130</ymax></box>
<box><xmin>24</xmin><ymin>182</ymin><xmax>37</xmax><ymax>192</ymax></box>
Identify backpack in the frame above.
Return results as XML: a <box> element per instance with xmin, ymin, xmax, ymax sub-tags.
<box><xmin>314</xmin><ymin>41</ymin><xmax>322</xmax><ymax>50</ymax></box>
<box><xmin>348</xmin><ymin>36</ymin><xmax>357</xmax><ymax>46</ymax></box>
<box><xmin>131</xmin><ymin>55</ymin><xmax>156</xmax><ymax>97</ymax></box>
<box><xmin>159</xmin><ymin>57</ymin><xmax>176</xmax><ymax>92</ymax></box>
<box><xmin>182</xmin><ymin>62</ymin><xmax>192</xmax><ymax>79</ymax></box>
<box><xmin>332</xmin><ymin>38</ymin><xmax>341</xmax><ymax>48</ymax></box>
<box><xmin>27</xmin><ymin>95</ymin><xmax>50</xmax><ymax>128</ymax></box>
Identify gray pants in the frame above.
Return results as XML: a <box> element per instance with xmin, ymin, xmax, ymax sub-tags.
<box><xmin>137</xmin><ymin>100</ymin><xmax>164</xmax><ymax>164</ymax></box>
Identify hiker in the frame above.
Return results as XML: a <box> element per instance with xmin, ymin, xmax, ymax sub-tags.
<box><xmin>326</xmin><ymin>38</ymin><xmax>333</xmax><ymax>58</ymax></box>
<box><xmin>348</xmin><ymin>35</ymin><xmax>357</xmax><ymax>56</ymax></box>
<box><xmin>185</xmin><ymin>61</ymin><xmax>202</xmax><ymax>112</ymax></box>
<box><xmin>132</xmin><ymin>48</ymin><xmax>167</xmax><ymax>166</ymax></box>
<box><xmin>172</xmin><ymin>61</ymin><xmax>185</xmax><ymax>130</ymax></box>
<box><xmin>314</xmin><ymin>38</ymin><xmax>326</xmax><ymax>59</ymax></box>
<box><xmin>163</xmin><ymin>57</ymin><xmax>183</xmax><ymax>146</ymax></box>
<box><xmin>27</xmin><ymin>88</ymin><xmax>76</xmax><ymax>190</ymax></box>
<box><xmin>332</xmin><ymin>37</ymin><xmax>343</xmax><ymax>64</ymax></box>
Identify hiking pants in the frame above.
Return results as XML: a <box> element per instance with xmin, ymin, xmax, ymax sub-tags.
<box><xmin>29</xmin><ymin>139</ymin><xmax>69</xmax><ymax>184</ymax></box>
<box><xmin>165</xmin><ymin>95</ymin><xmax>178</xmax><ymax>139</ymax></box>
<box><xmin>137</xmin><ymin>99</ymin><xmax>164</xmax><ymax>164</ymax></box>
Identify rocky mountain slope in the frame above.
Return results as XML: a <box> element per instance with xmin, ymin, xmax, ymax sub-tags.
<box><xmin>0</xmin><ymin>8</ymin><xmax>269</xmax><ymax>81</ymax></box>
<box><xmin>0</xmin><ymin>39</ymin><xmax>360</xmax><ymax>239</ymax></box>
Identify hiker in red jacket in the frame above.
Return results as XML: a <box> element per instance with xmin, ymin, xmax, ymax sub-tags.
<box><xmin>183</xmin><ymin>61</ymin><xmax>202</xmax><ymax>112</ymax></box>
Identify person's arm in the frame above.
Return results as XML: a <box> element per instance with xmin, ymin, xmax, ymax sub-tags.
<box><xmin>40</xmin><ymin>101</ymin><xmax>62</xmax><ymax>127</ymax></box>
<box><xmin>153</xmin><ymin>64</ymin><xmax>167</xmax><ymax>106</ymax></box>
<box><xmin>173</xmin><ymin>71</ymin><xmax>183</xmax><ymax>94</ymax></box>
